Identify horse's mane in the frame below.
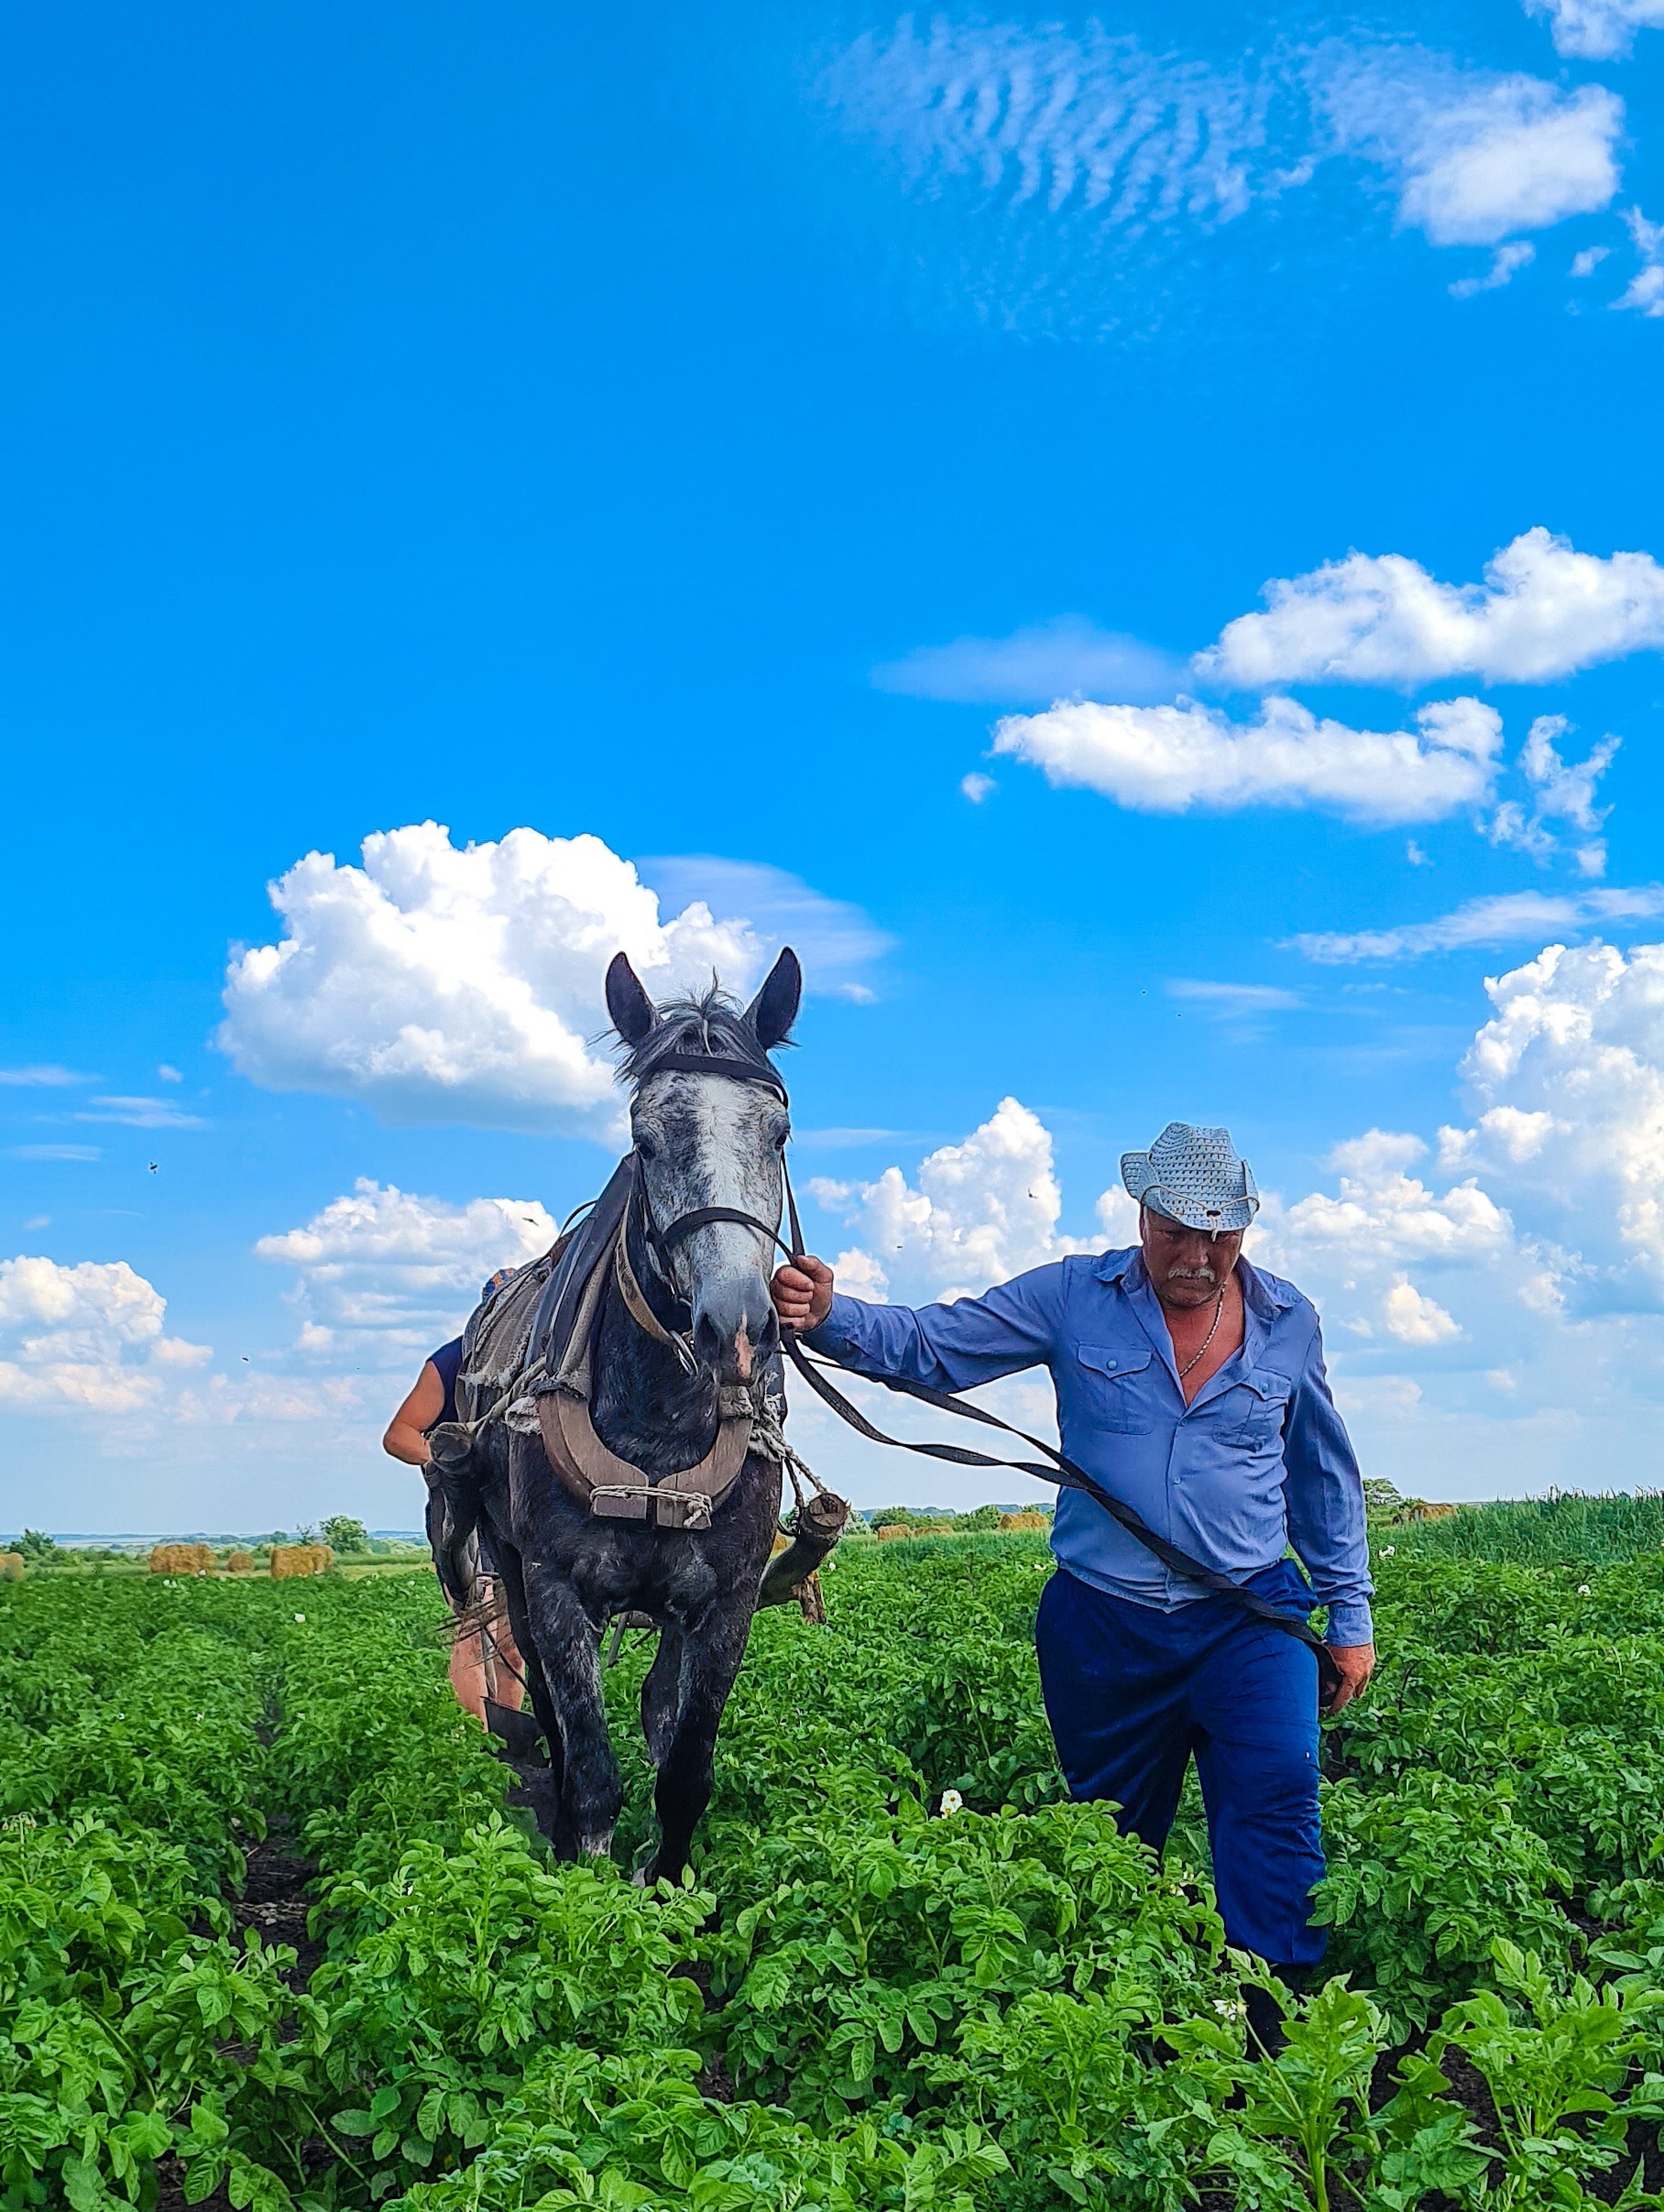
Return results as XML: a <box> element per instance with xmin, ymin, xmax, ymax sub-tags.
<box><xmin>618</xmin><ymin>984</ymin><xmax>788</xmax><ymax>1090</ymax></box>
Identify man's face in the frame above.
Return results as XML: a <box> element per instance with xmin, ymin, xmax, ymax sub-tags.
<box><xmin>1139</xmin><ymin>1205</ymin><xmax>1244</xmax><ymax>1310</ymax></box>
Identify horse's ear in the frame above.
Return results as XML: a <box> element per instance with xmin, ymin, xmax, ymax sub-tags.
<box><xmin>605</xmin><ymin>952</ymin><xmax>657</xmax><ymax>1046</ymax></box>
<box><xmin>745</xmin><ymin>947</ymin><xmax>802</xmax><ymax>1050</ymax></box>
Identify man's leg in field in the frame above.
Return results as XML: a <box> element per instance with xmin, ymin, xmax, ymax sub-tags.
<box><xmin>1034</xmin><ymin>1568</ymin><xmax>1193</xmax><ymax>1852</ymax></box>
<box><xmin>1189</xmin><ymin>1590</ymin><xmax>1326</xmax><ymax>1973</ymax></box>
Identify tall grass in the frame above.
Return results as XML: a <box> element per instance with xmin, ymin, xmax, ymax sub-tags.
<box><xmin>1392</xmin><ymin>1490</ymin><xmax>1664</xmax><ymax>1566</ymax></box>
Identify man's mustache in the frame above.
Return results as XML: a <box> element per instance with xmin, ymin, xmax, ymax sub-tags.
<box><xmin>1165</xmin><ymin>1265</ymin><xmax>1217</xmax><ymax>1283</ymax></box>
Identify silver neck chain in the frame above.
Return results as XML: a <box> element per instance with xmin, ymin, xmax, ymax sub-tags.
<box><xmin>1176</xmin><ymin>1287</ymin><xmax>1226</xmax><ymax>1382</ymax></box>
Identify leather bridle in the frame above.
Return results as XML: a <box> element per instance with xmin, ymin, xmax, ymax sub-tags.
<box><xmin>626</xmin><ymin>1047</ymin><xmax>807</xmax><ymax>1373</ymax></box>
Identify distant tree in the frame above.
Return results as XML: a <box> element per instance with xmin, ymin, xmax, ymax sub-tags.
<box><xmin>1363</xmin><ymin>1479</ymin><xmax>1406</xmax><ymax>1521</ymax></box>
<box><xmin>321</xmin><ymin>1515</ymin><xmax>369</xmax><ymax>1553</ymax></box>
<box><xmin>16</xmin><ymin>1529</ymin><xmax>59</xmax><ymax>1561</ymax></box>
<box><xmin>954</xmin><ymin>1505</ymin><xmax>1002</xmax><ymax>1532</ymax></box>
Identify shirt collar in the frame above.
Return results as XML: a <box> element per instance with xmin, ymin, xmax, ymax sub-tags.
<box><xmin>1095</xmin><ymin>1243</ymin><xmax>1295</xmax><ymax>1320</ymax></box>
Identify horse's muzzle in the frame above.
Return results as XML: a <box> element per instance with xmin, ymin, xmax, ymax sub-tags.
<box><xmin>692</xmin><ymin>1281</ymin><xmax>780</xmax><ymax>1382</ymax></box>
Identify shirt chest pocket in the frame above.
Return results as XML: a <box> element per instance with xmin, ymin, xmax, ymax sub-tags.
<box><xmin>1220</xmin><ymin>1367</ymin><xmax>1294</xmax><ymax>1450</ymax></box>
<box><xmin>1075</xmin><ymin>1344</ymin><xmax>1160</xmax><ymax>1433</ymax></box>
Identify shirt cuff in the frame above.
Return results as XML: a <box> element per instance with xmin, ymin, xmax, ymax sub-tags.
<box><xmin>1324</xmin><ymin>1600</ymin><xmax>1374</xmax><ymax>1648</ymax></box>
<box><xmin>804</xmin><ymin>1293</ymin><xmax>864</xmax><ymax>1360</ymax></box>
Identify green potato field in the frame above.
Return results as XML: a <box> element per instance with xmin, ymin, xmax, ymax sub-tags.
<box><xmin>5</xmin><ymin>1506</ymin><xmax>1664</xmax><ymax>2210</ymax></box>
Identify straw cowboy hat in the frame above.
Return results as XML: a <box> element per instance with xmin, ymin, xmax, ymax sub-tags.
<box><xmin>1121</xmin><ymin>1121</ymin><xmax>1260</xmax><ymax>1235</ymax></box>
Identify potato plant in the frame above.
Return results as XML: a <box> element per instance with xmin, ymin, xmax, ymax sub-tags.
<box><xmin>3</xmin><ymin>1526</ymin><xmax>1664</xmax><ymax>2208</ymax></box>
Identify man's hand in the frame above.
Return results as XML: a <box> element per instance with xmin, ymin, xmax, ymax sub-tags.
<box><xmin>771</xmin><ymin>1254</ymin><xmax>835</xmax><ymax>1334</ymax></box>
<box><xmin>1323</xmin><ymin>1642</ymin><xmax>1375</xmax><ymax>1714</ymax></box>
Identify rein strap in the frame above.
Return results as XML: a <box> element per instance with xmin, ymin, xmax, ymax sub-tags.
<box><xmin>782</xmin><ymin>1335</ymin><xmax>1343</xmax><ymax>1704</ymax></box>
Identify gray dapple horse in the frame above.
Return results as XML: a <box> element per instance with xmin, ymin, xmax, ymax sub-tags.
<box><xmin>449</xmin><ymin>947</ymin><xmax>806</xmax><ymax>1878</ymax></box>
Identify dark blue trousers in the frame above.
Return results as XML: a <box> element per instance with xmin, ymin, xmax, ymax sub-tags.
<box><xmin>1035</xmin><ymin>1560</ymin><xmax>1326</xmax><ymax>1968</ymax></box>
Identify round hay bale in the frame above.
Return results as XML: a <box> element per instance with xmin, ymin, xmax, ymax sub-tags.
<box><xmin>149</xmin><ymin>1542</ymin><xmax>215</xmax><ymax>1575</ymax></box>
<box><xmin>225</xmin><ymin>1549</ymin><xmax>255</xmax><ymax>1574</ymax></box>
<box><xmin>0</xmin><ymin>1551</ymin><xmax>24</xmax><ymax>1582</ymax></box>
<box><xmin>999</xmin><ymin>1510</ymin><xmax>1048</xmax><ymax>1531</ymax></box>
<box><xmin>270</xmin><ymin>1542</ymin><xmax>334</xmax><ymax>1578</ymax></box>
<box><xmin>874</xmin><ymin>1523</ymin><xmax>911</xmax><ymax>1540</ymax></box>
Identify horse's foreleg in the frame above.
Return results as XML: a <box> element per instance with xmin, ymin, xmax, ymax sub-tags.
<box><xmin>646</xmin><ymin>1604</ymin><xmax>755</xmax><ymax>1883</ymax></box>
<box><xmin>640</xmin><ymin>1626</ymin><xmax>684</xmax><ymax>1768</ymax></box>
<box><xmin>522</xmin><ymin>1561</ymin><xmax>621</xmax><ymax>1860</ymax></box>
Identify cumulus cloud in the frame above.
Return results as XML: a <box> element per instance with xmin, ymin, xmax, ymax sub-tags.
<box><xmin>1526</xmin><ymin>0</ymin><xmax>1664</xmax><ymax>60</ymax></box>
<box><xmin>0</xmin><ymin>1254</ymin><xmax>209</xmax><ymax>1413</ymax></box>
<box><xmin>874</xmin><ymin>619</ymin><xmax>1183</xmax><ymax>708</ymax></box>
<box><xmin>1198</xmin><ymin>528</ymin><xmax>1664</xmax><ymax>690</ymax></box>
<box><xmin>992</xmin><ymin>693</ymin><xmax>1502</xmax><ymax>824</ymax></box>
<box><xmin>1355</xmin><ymin>77</ymin><xmax>1623</xmax><ymax>246</ymax></box>
<box><xmin>220</xmin><ymin>825</ymin><xmax>881</xmax><ymax>1136</ymax></box>
<box><xmin>808</xmin><ymin>1096</ymin><xmax>1105</xmax><ymax>1306</ymax></box>
<box><xmin>1290</xmin><ymin>883</ymin><xmax>1664</xmax><ymax>963</ymax></box>
<box><xmin>256</xmin><ymin>1180</ymin><xmax>559</xmax><ymax>1363</ymax></box>
<box><xmin>1451</xmin><ymin>940</ymin><xmax>1664</xmax><ymax>1279</ymax></box>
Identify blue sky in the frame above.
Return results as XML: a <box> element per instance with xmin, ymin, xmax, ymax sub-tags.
<box><xmin>5</xmin><ymin>0</ymin><xmax>1664</xmax><ymax>1532</ymax></box>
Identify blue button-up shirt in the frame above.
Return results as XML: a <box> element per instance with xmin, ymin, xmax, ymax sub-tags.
<box><xmin>808</xmin><ymin>1247</ymin><xmax>1374</xmax><ymax>1647</ymax></box>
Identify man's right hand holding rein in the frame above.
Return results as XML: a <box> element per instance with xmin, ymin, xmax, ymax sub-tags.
<box><xmin>771</xmin><ymin>1254</ymin><xmax>836</xmax><ymax>1334</ymax></box>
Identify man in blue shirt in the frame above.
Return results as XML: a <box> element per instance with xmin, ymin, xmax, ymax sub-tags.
<box><xmin>771</xmin><ymin>1122</ymin><xmax>1374</xmax><ymax>2028</ymax></box>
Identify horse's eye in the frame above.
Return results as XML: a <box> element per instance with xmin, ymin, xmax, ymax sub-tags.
<box><xmin>637</xmin><ymin>1132</ymin><xmax>660</xmax><ymax>1162</ymax></box>
<box><xmin>773</xmin><ymin>1122</ymin><xmax>791</xmax><ymax>1150</ymax></box>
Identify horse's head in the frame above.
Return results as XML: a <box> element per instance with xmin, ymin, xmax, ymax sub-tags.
<box><xmin>605</xmin><ymin>946</ymin><xmax>802</xmax><ymax>1387</ymax></box>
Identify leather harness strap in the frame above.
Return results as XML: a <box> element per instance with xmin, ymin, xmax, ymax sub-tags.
<box><xmin>532</xmin><ymin>1146</ymin><xmax>773</xmax><ymax>1529</ymax></box>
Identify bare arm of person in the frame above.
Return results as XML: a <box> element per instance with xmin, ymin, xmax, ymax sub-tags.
<box><xmin>383</xmin><ymin>1361</ymin><xmax>446</xmax><ymax>1466</ymax></box>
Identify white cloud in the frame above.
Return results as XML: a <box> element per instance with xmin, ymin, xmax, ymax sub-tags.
<box><xmin>1571</xmin><ymin>245</ymin><xmax>1612</xmax><ymax>277</ymax></box>
<box><xmin>1198</xmin><ymin>528</ymin><xmax>1664</xmax><ymax>689</ymax></box>
<box><xmin>158</xmin><ymin>1064</ymin><xmax>184</xmax><ymax>1083</ymax></box>
<box><xmin>9</xmin><ymin>1144</ymin><xmax>101</xmax><ymax>1163</ymax></box>
<box><xmin>0</xmin><ymin>1254</ymin><xmax>207</xmax><ymax>1413</ymax></box>
<box><xmin>826</xmin><ymin>20</ymin><xmax>1275</xmax><ymax>235</ymax></box>
<box><xmin>76</xmin><ymin>1096</ymin><xmax>207</xmax><ymax>1130</ymax></box>
<box><xmin>823</xmin><ymin>21</ymin><xmax>1620</xmax><ymax>330</ymax></box>
<box><xmin>0</xmin><ymin>1066</ymin><xmax>94</xmax><ymax>1088</ymax></box>
<box><xmin>1388</xmin><ymin>82</ymin><xmax>1621</xmax><ymax>246</ymax></box>
<box><xmin>1383</xmin><ymin>1276</ymin><xmax>1463</xmax><ymax>1344</ymax></box>
<box><xmin>256</xmin><ymin>1179</ymin><xmax>559</xmax><ymax>1363</ymax></box>
<box><xmin>1487</xmin><ymin>714</ymin><xmax>1619</xmax><ymax>870</ymax></box>
<box><xmin>1290</xmin><ymin>883</ymin><xmax>1664</xmax><ymax>963</ymax></box>
<box><xmin>809</xmin><ymin>1096</ymin><xmax>1101</xmax><ymax>1306</ymax></box>
<box><xmin>992</xmin><ymin>693</ymin><xmax>1502</xmax><ymax>824</ymax></box>
<box><xmin>1454</xmin><ymin>940</ymin><xmax>1664</xmax><ymax>1277</ymax></box>
<box><xmin>874</xmin><ymin>619</ymin><xmax>1183</xmax><ymax>707</ymax></box>
<box><xmin>1615</xmin><ymin>207</ymin><xmax>1664</xmax><ymax>319</ymax></box>
<box><xmin>1526</xmin><ymin>0</ymin><xmax>1664</xmax><ymax>60</ymax></box>
<box><xmin>960</xmin><ymin>772</ymin><xmax>996</xmax><ymax>805</ymax></box>
<box><xmin>1166</xmin><ymin>980</ymin><xmax>1302</xmax><ymax>1017</ymax></box>
<box><xmin>1166</xmin><ymin>980</ymin><xmax>1302</xmax><ymax>1039</ymax></box>
<box><xmin>1449</xmin><ymin>240</ymin><xmax>1535</xmax><ymax>298</ymax></box>
<box><xmin>220</xmin><ymin>826</ymin><xmax>880</xmax><ymax>1135</ymax></box>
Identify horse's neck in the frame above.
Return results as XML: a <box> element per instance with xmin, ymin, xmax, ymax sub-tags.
<box><xmin>590</xmin><ymin>1273</ymin><xmax>719</xmax><ymax>1479</ymax></box>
